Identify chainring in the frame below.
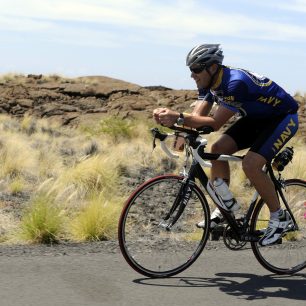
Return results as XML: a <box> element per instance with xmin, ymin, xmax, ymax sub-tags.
<box><xmin>223</xmin><ymin>223</ymin><xmax>247</xmax><ymax>250</ymax></box>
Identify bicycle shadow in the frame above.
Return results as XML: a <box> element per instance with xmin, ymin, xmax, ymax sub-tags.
<box><xmin>133</xmin><ymin>272</ymin><xmax>306</xmax><ymax>301</ymax></box>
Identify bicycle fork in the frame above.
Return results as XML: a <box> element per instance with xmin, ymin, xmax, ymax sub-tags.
<box><xmin>159</xmin><ymin>179</ymin><xmax>194</xmax><ymax>230</ymax></box>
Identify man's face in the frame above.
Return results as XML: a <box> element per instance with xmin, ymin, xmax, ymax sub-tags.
<box><xmin>189</xmin><ymin>64</ymin><xmax>215</xmax><ymax>89</ymax></box>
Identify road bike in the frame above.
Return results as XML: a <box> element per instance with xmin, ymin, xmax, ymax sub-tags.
<box><xmin>118</xmin><ymin>125</ymin><xmax>306</xmax><ymax>278</ymax></box>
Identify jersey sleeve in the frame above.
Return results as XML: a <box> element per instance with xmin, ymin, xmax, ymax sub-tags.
<box><xmin>220</xmin><ymin>80</ymin><xmax>249</xmax><ymax>113</ymax></box>
<box><xmin>198</xmin><ymin>89</ymin><xmax>214</xmax><ymax>104</ymax></box>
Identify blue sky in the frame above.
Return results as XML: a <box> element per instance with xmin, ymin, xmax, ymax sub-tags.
<box><xmin>1</xmin><ymin>0</ymin><xmax>306</xmax><ymax>94</ymax></box>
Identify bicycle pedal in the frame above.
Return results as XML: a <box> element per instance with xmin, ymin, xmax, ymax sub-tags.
<box><xmin>286</xmin><ymin>223</ymin><xmax>295</xmax><ymax>231</ymax></box>
<box><xmin>276</xmin><ymin>238</ymin><xmax>282</xmax><ymax>244</ymax></box>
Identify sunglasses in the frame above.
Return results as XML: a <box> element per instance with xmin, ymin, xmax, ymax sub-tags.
<box><xmin>189</xmin><ymin>65</ymin><xmax>206</xmax><ymax>74</ymax></box>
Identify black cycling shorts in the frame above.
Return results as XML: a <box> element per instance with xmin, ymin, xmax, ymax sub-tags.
<box><xmin>224</xmin><ymin>113</ymin><xmax>299</xmax><ymax>162</ymax></box>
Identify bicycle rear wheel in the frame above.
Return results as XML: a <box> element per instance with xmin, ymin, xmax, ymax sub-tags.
<box><xmin>118</xmin><ymin>175</ymin><xmax>210</xmax><ymax>278</ymax></box>
<box><xmin>251</xmin><ymin>179</ymin><xmax>306</xmax><ymax>274</ymax></box>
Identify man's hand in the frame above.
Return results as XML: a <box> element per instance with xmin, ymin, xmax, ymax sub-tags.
<box><xmin>153</xmin><ymin>108</ymin><xmax>166</xmax><ymax>124</ymax></box>
<box><xmin>153</xmin><ymin>108</ymin><xmax>179</xmax><ymax>127</ymax></box>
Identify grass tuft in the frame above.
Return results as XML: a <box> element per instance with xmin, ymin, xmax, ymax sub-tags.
<box><xmin>9</xmin><ymin>177</ymin><xmax>25</xmax><ymax>195</ymax></box>
<box><xmin>70</xmin><ymin>192</ymin><xmax>122</xmax><ymax>241</ymax></box>
<box><xmin>53</xmin><ymin>155</ymin><xmax>119</xmax><ymax>200</ymax></box>
<box><xmin>20</xmin><ymin>115</ymin><xmax>37</xmax><ymax>135</ymax></box>
<box><xmin>0</xmin><ymin>135</ymin><xmax>37</xmax><ymax>179</ymax></box>
<box><xmin>20</xmin><ymin>193</ymin><xmax>64</xmax><ymax>244</ymax></box>
<box><xmin>83</xmin><ymin>117</ymin><xmax>136</xmax><ymax>141</ymax></box>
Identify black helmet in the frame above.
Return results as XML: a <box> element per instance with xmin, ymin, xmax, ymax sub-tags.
<box><xmin>186</xmin><ymin>44</ymin><xmax>224</xmax><ymax>67</ymax></box>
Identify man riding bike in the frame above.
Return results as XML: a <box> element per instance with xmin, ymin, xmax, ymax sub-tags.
<box><xmin>153</xmin><ymin>44</ymin><xmax>299</xmax><ymax>246</ymax></box>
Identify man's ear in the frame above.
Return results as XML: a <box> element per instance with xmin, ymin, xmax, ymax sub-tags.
<box><xmin>208</xmin><ymin>63</ymin><xmax>218</xmax><ymax>74</ymax></box>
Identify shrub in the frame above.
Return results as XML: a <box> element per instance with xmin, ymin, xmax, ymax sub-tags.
<box><xmin>53</xmin><ymin>155</ymin><xmax>119</xmax><ymax>200</ymax></box>
<box><xmin>20</xmin><ymin>115</ymin><xmax>37</xmax><ymax>135</ymax></box>
<box><xmin>20</xmin><ymin>193</ymin><xmax>64</xmax><ymax>244</ymax></box>
<box><xmin>0</xmin><ymin>135</ymin><xmax>37</xmax><ymax>179</ymax></box>
<box><xmin>70</xmin><ymin>192</ymin><xmax>122</xmax><ymax>241</ymax></box>
<box><xmin>82</xmin><ymin>117</ymin><xmax>136</xmax><ymax>141</ymax></box>
<box><xmin>9</xmin><ymin>177</ymin><xmax>25</xmax><ymax>195</ymax></box>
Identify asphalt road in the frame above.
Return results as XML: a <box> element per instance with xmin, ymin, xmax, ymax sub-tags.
<box><xmin>0</xmin><ymin>243</ymin><xmax>305</xmax><ymax>306</ymax></box>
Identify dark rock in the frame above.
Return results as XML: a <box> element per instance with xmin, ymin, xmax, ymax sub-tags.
<box><xmin>0</xmin><ymin>74</ymin><xmax>304</xmax><ymax>142</ymax></box>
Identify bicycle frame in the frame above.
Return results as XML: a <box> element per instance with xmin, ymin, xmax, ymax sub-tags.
<box><xmin>119</xmin><ymin>127</ymin><xmax>305</xmax><ymax>277</ymax></box>
<box><xmin>152</xmin><ymin>126</ymin><xmax>298</xmax><ymax>242</ymax></box>
<box><xmin>183</xmin><ymin>159</ymin><xmax>260</xmax><ymax>242</ymax></box>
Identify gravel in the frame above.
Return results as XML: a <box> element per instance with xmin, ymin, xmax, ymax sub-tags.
<box><xmin>0</xmin><ymin>241</ymin><xmax>120</xmax><ymax>257</ymax></box>
<box><xmin>0</xmin><ymin>237</ymin><xmax>246</xmax><ymax>258</ymax></box>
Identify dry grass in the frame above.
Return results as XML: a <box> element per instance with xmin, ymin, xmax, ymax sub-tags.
<box><xmin>0</xmin><ymin>114</ymin><xmax>161</xmax><ymax>243</ymax></box>
<box><xmin>70</xmin><ymin>192</ymin><xmax>122</xmax><ymax>241</ymax></box>
<box><xmin>8</xmin><ymin>177</ymin><xmax>26</xmax><ymax>195</ymax></box>
<box><xmin>0</xmin><ymin>73</ymin><xmax>26</xmax><ymax>84</ymax></box>
<box><xmin>0</xmin><ymin>212</ymin><xmax>18</xmax><ymax>243</ymax></box>
<box><xmin>0</xmin><ymin>134</ymin><xmax>38</xmax><ymax>179</ymax></box>
<box><xmin>0</xmin><ymin>73</ymin><xmax>78</xmax><ymax>85</ymax></box>
<box><xmin>19</xmin><ymin>193</ymin><xmax>64</xmax><ymax>244</ymax></box>
<box><xmin>0</xmin><ymin>113</ymin><xmax>304</xmax><ymax>244</ymax></box>
<box><xmin>49</xmin><ymin>154</ymin><xmax>120</xmax><ymax>203</ymax></box>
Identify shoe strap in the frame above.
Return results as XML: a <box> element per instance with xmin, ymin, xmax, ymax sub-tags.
<box><xmin>268</xmin><ymin>219</ymin><xmax>289</xmax><ymax>229</ymax></box>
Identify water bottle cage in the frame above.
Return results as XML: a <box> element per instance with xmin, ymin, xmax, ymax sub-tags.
<box><xmin>273</xmin><ymin>147</ymin><xmax>294</xmax><ymax>172</ymax></box>
<box><xmin>223</xmin><ymin>198</ymin><xmax>237</xmax><ymax>210</ymax></box>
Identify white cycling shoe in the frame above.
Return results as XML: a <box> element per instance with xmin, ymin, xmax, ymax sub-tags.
<box><xmin>196</xmin><ymin>201</ymin><xmax>241</xmax><ymax>229</ymax></box>
<box><xmin>196</xmin><ymin>208</ymin><xmax>224</xmax><ymax>229</ymax></box>
<box><xmin>259</xmin><ymin>210</ymin><xmax>294</xmax><ymax>246</ymax></box>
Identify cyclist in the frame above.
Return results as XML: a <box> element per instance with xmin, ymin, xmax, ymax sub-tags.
<box><xmin>153</xmin><ymin>44</ymin><xmax>299</xmax><ymax>246</ymax></box>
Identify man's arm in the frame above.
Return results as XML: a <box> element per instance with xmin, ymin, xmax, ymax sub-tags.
<box><xmin>190</xmin><ymin>100</ymin><xmax>213</xmax><ymax>117</ymax></box>
<box><xmin>154</xmin><ymin>105</ymin><xmax>235</xmax><ymax>131</ymax></box>
<box><xmin>183</xmin><ymin>105</ymin><xmax>235</xmax><ymax>130</ymax></box>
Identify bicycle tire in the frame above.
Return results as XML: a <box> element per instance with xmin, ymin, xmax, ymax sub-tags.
<box><xmin>118</xmin><ymin>175</ymin><xmax>210</xmax><ymax>278</ymax></box>
<box><xmin>250</xmin><ymin>179</ymin><xmax>306</xmax><ymax>274</ymax></box>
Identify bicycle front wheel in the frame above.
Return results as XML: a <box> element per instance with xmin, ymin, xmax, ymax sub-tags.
<box><xmin>251</xmin><ymin>179</ymin><xmax>306</xmax><ymax>274</ymax></box>
<box><xmin>118</xmin><ymin>175</ymin><xmax>210</xmax><ymax>278</ymax></box>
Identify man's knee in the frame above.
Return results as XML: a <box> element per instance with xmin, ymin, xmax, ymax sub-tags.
<box><xmin>242</xmin><ymin>153</ymin><xmax>266</xmax><ymax>178</ymax></box>
<box><xmin>211</xmin><ymin>141</ymin><xmax>224</xmax><ymax>154</ymax></box>
<box><xmin>211</xmin><ymin>135</ymin><xmax>238</xmax><ymax>154</ymax></box>
<box><xmin>242</xmin><ymin>157</ymin><xmax>255</xmax><ymax>177</ymax></box>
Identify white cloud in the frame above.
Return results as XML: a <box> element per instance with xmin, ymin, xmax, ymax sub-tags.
<box><xmin>1</xmin><ymin>0</ymin><xmax>306</xmax><ymax>47</ymax></box>
<box><xmin>275</xmin><ymin>0</ymin><xmax>306</xmax><ymax>12</ymax></box>
<box><xmin>233</xmin><ymin>0</ymin><xmax>306</xmax><ymax>13</ymax></box>
<box><xmin>0</xmin><ymin>0</ymin><xmax>147</xmax><ymax>24</ymax></box>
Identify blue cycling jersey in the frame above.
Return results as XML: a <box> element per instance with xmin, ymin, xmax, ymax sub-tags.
<box><xmin>198</xmin><ymin>66</ymin><xmax>299</xmax><ymax>160</ymax></box>
<box><xmin>198</xmin><ymin>66</ymin><xmax>299</xmax><ymax>118</ymax></box>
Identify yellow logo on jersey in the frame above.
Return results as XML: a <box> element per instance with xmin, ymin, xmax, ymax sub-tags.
<box><xmin>258</xmin><ymin>96</ymin><xmax>282</xmax><ymax>107</ymax></box>
<box><xmin>223</xmin><ymin>96</ymin><xmax>235</xmax><ymax>102</ymax></box>
<box><xmin>273</xmin><ymin>118</ymin><xmax>297</xmax><ymax>151</ymax></box>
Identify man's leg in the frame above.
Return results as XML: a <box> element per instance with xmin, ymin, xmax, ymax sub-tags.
<box><xmin>210</xmin><ymin>134</ymin><xmax>238</xmax><ymax>183</ymax></box>
<box><xmin>242</xmin><ymin>151</ymin><xmax>279</xmax><ymax>212</ymax></box>
<box><xmin>196</xmin><ymin>134</ymin><xmax>239</xmax><ymax>229</ymax></box>
<box><xmin>243</xmin><ymin>151</ymin><xmax>294</xmax><ymax>246</ymax></box>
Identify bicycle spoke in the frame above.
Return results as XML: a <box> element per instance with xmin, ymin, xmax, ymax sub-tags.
<box><xmin>251</xmin><ymin>179</ymin><xmax>306</xmax><ymax>274</ymax></box>
<box><xmin>118</xmin><ymin>175</ymin><xmax>210</xmax><ymax>277</ymax></box>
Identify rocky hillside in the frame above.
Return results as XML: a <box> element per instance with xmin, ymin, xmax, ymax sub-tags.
<box><xmin>0</xmin><ymin>74</ymin><xmax>197</xmax><ymax>126</ymax></box>
<box><xmin>0</xmin><ymin>74</ymin><xmax>305</xmax><ymax>137</ymax></box>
